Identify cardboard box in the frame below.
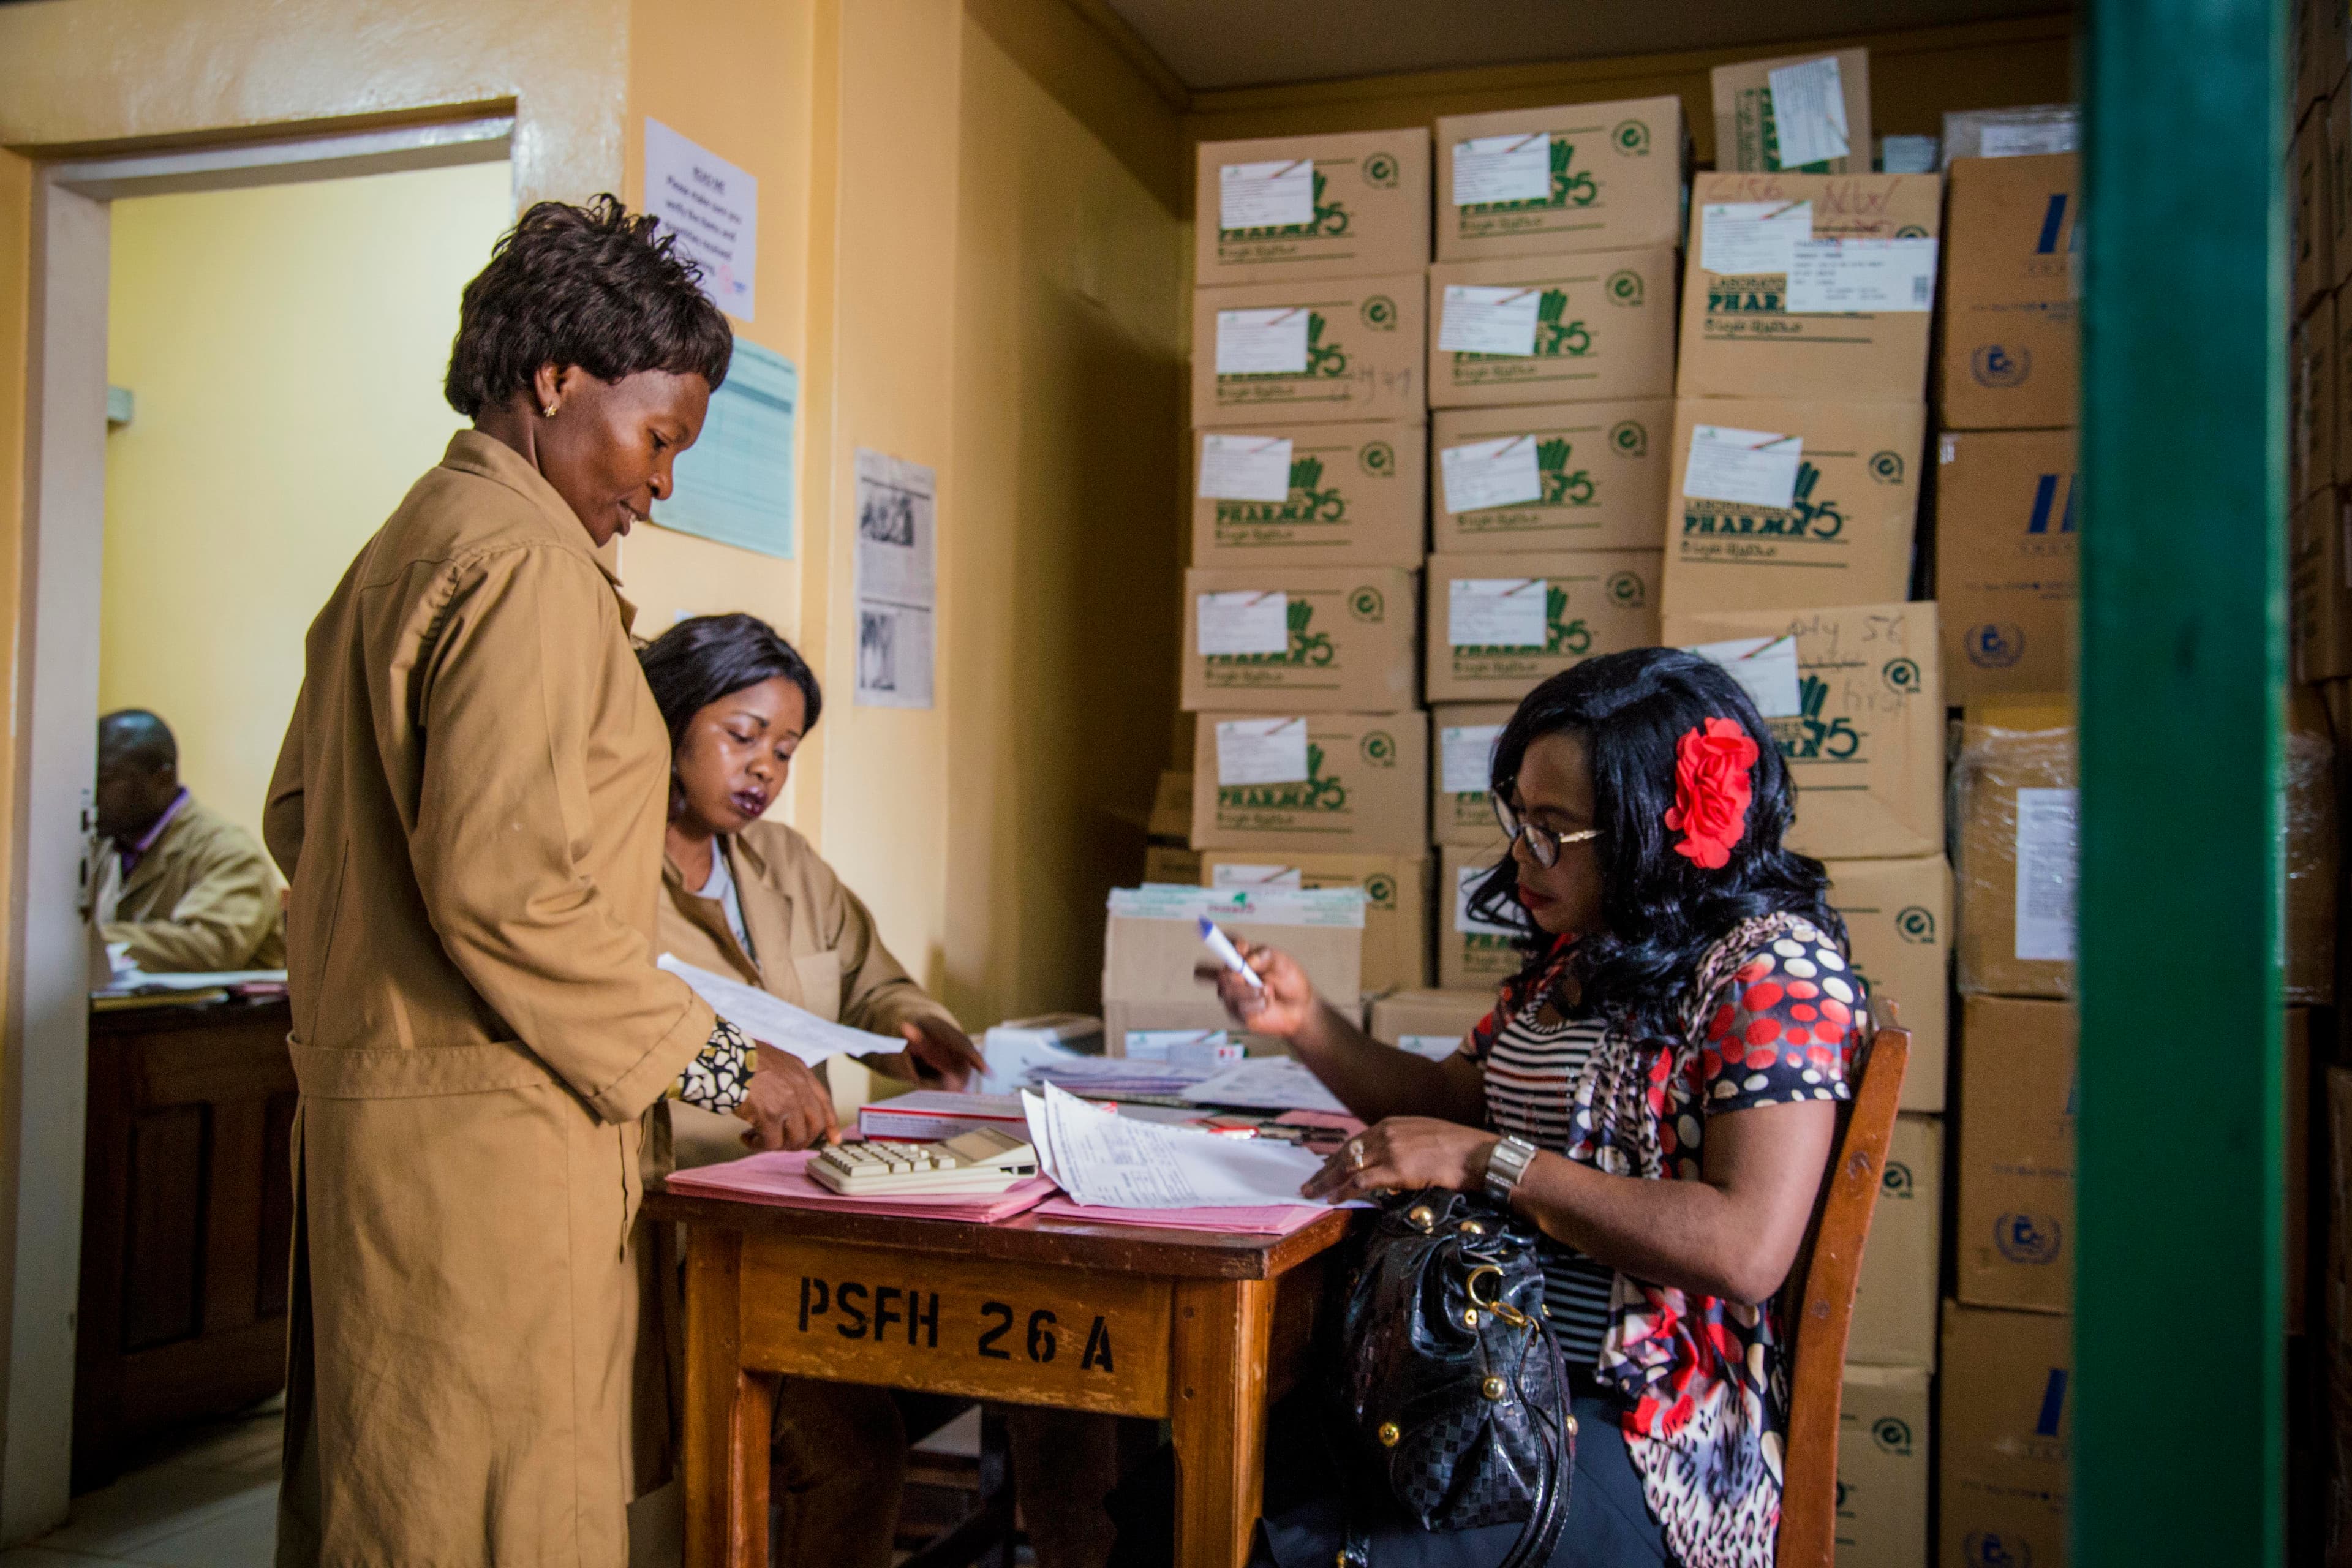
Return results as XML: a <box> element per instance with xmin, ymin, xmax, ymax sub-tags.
<box><xmin>1956</xmin><ymin>995</ymin><xmax>2075</xmax><ymax>1313</ymax></box>
<box><xmin>1426</xmin><ymin>550</ymin><xmax>1662</xmax><ymax>703</ymax></box>
<box><xmin>1102</xmin><ymin>883</ymin><xmax>1363</xmax><ymax>1027</ymax></box>
<box><xmin>1433</xmin><ymin>96</ymin><xmax>1686</xmax><ymax>261</ymax></box>
<box><xmin>1198</xmin><ymin>851</ymin><xmax>1432</xmax><ymax>994</ymax></box>
<box><xmin>1148</xmin><ymin>770</ymin><xmax>1193</xmax><ymax>839</ymax></box>
<box><xmin>1849</xmin><ymin>1114</ymin><xmax>1943</xmax><ymax>1367</ymax></box>
<box><xmin>1367</xmin><ymin>988</ymin><xmax>1495</xmax><ymax>1053</ymax></box>
<box><xmin>1939</xmin><ymin>154</ymin><xmax>2079</xmax><ymax>431</ymax></box>
<box><xmin>1189</xmin><ymin>711</ymin><xmax>1429</xmax><ymax>855</ymax></box>
<box><xmin>1427</xmin><ymin>249</ymin><xmax>1678</xmax><ymax>410</ymax></box>
<box><xmin>1194</xmin><ymin>129</ymin><xmax>1432</xmax><ymax>287</ymax></box>
<box><xmin>1191</xmin><ymin>420</ymin><xmax>1427</xmax><ymax>568</ymax></box>
<box><xmin>1939</xmin><ymin>1300</ymin><xmax>2071</xmax><ymax>1568</ymax></box>
<box><xmin>2307</xmin><ymin>104</ymin><xmax>2340</xmax><ymax>322</ymax></box>
<box><xmin>1836</xmin><ymin>1364</ymin><xmax>1932</xmax><ymax>1568</ymax></box>
<box><xmin>1823</xmin><ymin>856</ymin><xmax>1952</xmax><ymax>1114</ymax></box>
<box><xmin>1140</xmin><ymin>844</ymin><xmax>1202</xmax><ymax>885</ymax></box>
<box><xmin>1660</xmin><ymin>398</ymin><xmax>1924</xmax><ymax>616</ymax></box>
<box><xmin>1191</xmin><ymin>276</ymin><xmax>1427</xmax><ymax>428</ymax></box>
<box><xmin>1711</xmin><ymin>48</ymin><xmax>1873</xmax><ymax>175</ymax></box>
<box><xmin>2296</xmin><ymin>487</ymin><xmax>2352</xmax><ymax>682</ymax></box>
<box><xmin>1679</xmin><ymin>172</ymin><xmax>1939</xmax><ymax>402</ymax></box>
<box><xmin>2307</xmin><ymin>296</ymin><xmax>2342</xmax><ymax>500</ymax></box>
<box><xmin>1934</xmin><ymin>428</ymin><xmax>2079</xmax><ymax>703</ymax></box>
<box><xmin>1431</xmin><ymin>399</ymin><xmax>1672</xmax><ymax>552</ymax></box>
<box><xmin>1660</xmin><ymin>603</ymin><xmax>1945</xmax><ymax>861</ymax></box>
<box><xmin>1430</xmin><ymin>703</ymin><xmax>1518</xmax><ymax>846</ymax></box>
<box><xmin>1180</xmin><ymin>566</ymin><xmax>1419</xmax><ymax>714</ymax></box>
<box><xmin>1104</xmin><ymin>998</ymin><xmax>1285</xmax><ymax>1059</ymax></box>
<box><xmin>1439</xmin><ymin>843</ymin><xmax>1523</xmax><ymax>991</ymax></box>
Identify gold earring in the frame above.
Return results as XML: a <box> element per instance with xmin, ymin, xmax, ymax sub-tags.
<box><xmin>541</xmin><ymin>402</ymin><xmax>557</xmax><ymax>418</ymax></box>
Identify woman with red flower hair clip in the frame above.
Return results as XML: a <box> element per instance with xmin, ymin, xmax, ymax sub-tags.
<box><xmin>1110</xmin><ymin>649</ymin><xmax>1866</xmax><ymax>1568</ymax></box>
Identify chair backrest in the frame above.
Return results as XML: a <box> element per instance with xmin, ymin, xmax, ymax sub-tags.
<box><xmin>1774</xmin><ymin>1016</ymin><xmax>1910</xmax><ymax>1568</ymax></box>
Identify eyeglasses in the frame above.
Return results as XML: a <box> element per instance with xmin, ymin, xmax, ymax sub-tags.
<box><xmin>1491</xmin><ymin>793</ymin><xmax>1600</xmax><ymax>869</ymax></box>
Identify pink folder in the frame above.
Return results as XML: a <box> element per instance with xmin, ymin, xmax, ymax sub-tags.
<box><xmin>662</xmin><ymin>1150</ymin><xmax>1056</xmax><ymax>1224</ymax></box>
<box><xmin>1028</xmin><ymin>1194</ymin><xmax>1334</xmax><ymax>1237</ymax></box>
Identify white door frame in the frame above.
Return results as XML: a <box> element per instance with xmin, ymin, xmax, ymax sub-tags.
<box><xmin>1</xmin><ymin>113</ymin><xmax>511</xmax><ymax>1542</ymax></box>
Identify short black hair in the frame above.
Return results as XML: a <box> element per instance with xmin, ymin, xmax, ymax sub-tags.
<box><xmin>444</xmin><ymin>194</ymin><xmax>734</xmax><ymax>418</ymax></box>
<box><xmin>98</xmin><ymin>709</ymin><xmax>176</xmax><ymax>774</ymax></box>
<box><xmin>638</xmin><ymin>614</ymin><xmax>823</xmax><ymax>748</ymax></box>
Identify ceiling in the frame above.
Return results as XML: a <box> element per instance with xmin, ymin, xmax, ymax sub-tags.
<box><xmin>1096</xmin><ymin>0</ymin><xmax>2065</xmax><ymax>92</ymax></box>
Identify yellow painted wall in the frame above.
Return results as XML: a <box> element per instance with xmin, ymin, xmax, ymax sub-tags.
<box><xmin>100</xmin><ymin>162</ymin><xmax>514</xmax><ymax>846</ymax></box>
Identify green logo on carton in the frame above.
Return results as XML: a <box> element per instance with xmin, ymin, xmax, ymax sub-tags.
<box><xmin>1362</xmin><ymin>872</ymin><xmax>1398</xmax><ymax>910</ymax></box>
<box><xmin>1360</xmin><ymin>730</ymin><xmax>1397</xmax><ymax>767</ymax></box>
<box><xmin>1872</xmin><ymin>1417</ymin><xmax>1913</xmax><ymax>1457</ymax></box>
<box><xmin>1611</xmin><ymin>119</ymin><xmax>1651</xmax><ymax>156</ymax></box>
<box><xmin>1221</xmin><ymin>167</ymin><xmax>1352</xmax><ymax>240</ymax></box>
<box><xmin>1455</xmin><ymin>290</ymin><xmax>1590</xmax><ymax>364</ymax></box>
<box><xmin>1770</xmin><ymin>674</ymin><xmax>1861</xmax><ymax>760</ymax></box>
<box><xmin>1457</xmin><ymin>583</ymin><xmax>1591</xmax><ymax>657</ymax></box>
<box><xmin>1607</xmin><ymin>571</ymin><xmax>1647</xmax><ymax>608</ymax></box>
<box><xmin>1610</xmin><ymin>420</ymin><xmax>1649</xmax><ymax>457</ymax></box>
<box><xmin>1362</xmin><ymin>152</ymin><xmax>1401</xmax><ymax>189</ymax></box>
<box><xmin>1218</xmin><ymin>742</ymin><xmax>1348</xmax><ymax>812</ymax></box>
<box><xmin>1362</xmin><ymin>295</ymin><xmax>1399</xmax><ymax>331</ymax></box>
<box><xmin>1896</xmin><ymin>905</ymin><xmax>1937</xmax><ymax>943</ymax></box>
<box><xmin>1869</xmin><ymin>450</ymin><xmax>1905</xmax><ymax>484</ymax></box>
<box><xmin>1882</xmin><ymin>657</ymin><xmax>1922</xmax><ymax>695</ymax></box>
<box><xmin>1683</xmin><ymin>461</ymin><xmax>1844</xmax><ymax>539</ymax></box>
<box><xmin>1458</xmin><ymin>137</ymin><xmax>1597</xmax><ymax>214</ymax></box>
<box><xmin>1206</xmin><ymin>599</ymin><xmax>1332</xmax><ymax>667</ymax></box>
<box><xmin>1348</xmin><ymin>586</ymin><xmax>1387</xmax><ymax>622</ymax></box>
<box><xmin>1359</xmin><ymin>440</ymin><xmax>1396</xmax><ymax>477</ymax></box>
<box><xmin>1757</xmin><ymin>90</ymin><xmax>1839</xmax><ymax>175</ymax></box>
<box><xmin>1708</xmin><ymin>277</ymin><xmax>1785</xmax><ymax>313</ymax></box>
<box><xmin>1537</xmin><ymin>439</ymin><xmax>1594</xmax><ymax>507</ymax></box>
<box><xmin>1215</xmin><ymin>454</ymin><xmax>1347</xmax><ymax>529</ymax></box>
<box><xmin>1605</xmin><ymin>269</ymin><xmax>1643</xmax><ymax>306</ymax></box>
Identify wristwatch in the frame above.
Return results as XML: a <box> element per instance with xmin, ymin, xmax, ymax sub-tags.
<box><xmin>1483</xmin><ymin>1134</ymin><xmax>1540</xmax><ymax>1204</ymax></box>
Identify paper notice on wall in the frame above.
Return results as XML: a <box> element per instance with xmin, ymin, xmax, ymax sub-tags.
<box><xmin>1216</xmin><ymin>308</ymin><xmax>1310</xmax><ymax>374</ymax></box>
<box><xmin>1440</xmin><ymin>436</ymin><xmax>1545</xmax><ymax>514</ymax></box>
<box><xmin>853</xmin><ymin>449</ymin><xmax>937</xmax><ymax>709</ymax></box>
<box><xmin>1685</xmin><ymin>635</ymin><xmax>1803</xmax><ymax>718</ymax></box>
<box><xmin>1439</xmin><ymin>722</ymin><xmax>1505</xmax><ymax>796</ymax></box>
<box><xmin>1219</xmin><ymin>159</ymin><xmax>1315</xmax><ymax>230</ymax></box>
<box><xmin>1210</xmin><ymin>863</ymin><xmax>1306</xmax><ymax>889</ymax></box>
<box><xmin>1683</xmin><ymin>426</ymin><xmax>1803</xmax><ymax>510</ymax></box>
<box><xmin>1785</xmin><ymin>238</ymin><xmax>1939</xmax><ymax>314</ymax></box>
<box><xmin>1449</xmin><ymin>578</ymin><xmax>1547</xmax><ymax>649</ymax></box>
<box><xmin>1396</xmin><ymin>1035</ymin><xmax>1463</xmax><ymax>1061</ymax></box>
<box><xmin>1699</xmin><ymin>201</ymin><xmax>1814</xmax><ymax>275</ymax></box>
<box><xmin>1766</xmin><ymin>56</ymin><xmax>1851</xmax><ymax>168</ymax></box>
<box><xmin>854</xmin><ymin>602</ymin><xmax>933</xmax><ymax>710</ymax></box>
<box><xmin>1197</xmin><ymin>591</ymin><xmax>1291</xmax><ymax>656</ymax></box>
<box><xmin>1198</xmin><ymin>434</ymin><xmax>1295</xmax><ymax>502</ymax></box>
<box><xmin>1453</xmin><ymin>132</ymin><xmax>1552</xmax><ymax>206</ymax></box>
<box><xmin>2013</xmin><ymin>787</ymin><xmax>2080</xmax><ymax>962</ymax></box>
<box><xmin>1455</xmin><ymin>862</ymin><xmax>1519</xmax><ymax>937</ymax></box>
<box><xmin>645</xmin><ymin>119</ymin><xmax>758</xmax><ymax>320</ymax></box>
<box><xmin>1439</xmin><ymin>285</ymin><xmax>1542</xmax><ymax>356</ymax></box>
<box><xmin>1215</xmin><ymin>718</ymin><xmax>1310</xmax><ymax>786</ymax></box>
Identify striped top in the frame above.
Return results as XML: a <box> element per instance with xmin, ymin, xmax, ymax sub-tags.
<box><xmin>1480</xmin><ymin>997</ymin><xmax>1616</xmax><ymax>1368</ymax></box>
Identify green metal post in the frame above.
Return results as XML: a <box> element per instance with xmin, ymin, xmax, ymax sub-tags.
<box><xmin>2078</xmin><ymin>1</ymin><xmax>2286</xmax><ymax>1564</ymax></box>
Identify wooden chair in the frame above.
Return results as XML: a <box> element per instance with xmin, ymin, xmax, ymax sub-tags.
<box><xmin>1774</xmin><ymin>1010</ymin><xmax>1912</xmax><ymax>1568</ymax></box>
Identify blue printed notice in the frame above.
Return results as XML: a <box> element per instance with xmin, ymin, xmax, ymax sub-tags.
<box><xmin>650</xmin><ymin>339</ymin><xmax>796</xmax><ymax>560</ymax></box>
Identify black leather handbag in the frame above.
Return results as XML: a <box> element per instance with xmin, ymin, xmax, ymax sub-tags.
<box><xmin>1333</xmin><ymin>1187</ymin><xmax>1575</xmax><ymax>1567</ymax></box>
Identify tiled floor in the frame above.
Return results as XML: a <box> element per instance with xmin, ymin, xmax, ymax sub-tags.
<box><xmin>2</xmin><ymin>1400</ymin><xmax>282</xmax><ymax>1568</ymax></box>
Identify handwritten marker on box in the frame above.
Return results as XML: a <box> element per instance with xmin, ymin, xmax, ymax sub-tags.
<box><xmin>1199</xmin><ymin>918</ymin><xmax>1266</xmax><ymax>990</ymax></box>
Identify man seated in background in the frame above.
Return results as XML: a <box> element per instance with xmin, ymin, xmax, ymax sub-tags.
<box><xmin>91</xmin><ymin>709</ymin><xmax>284</xmax><ymax>973</ymax></box>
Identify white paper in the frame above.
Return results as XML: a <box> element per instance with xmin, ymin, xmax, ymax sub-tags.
<box><xmin>1125</xmin><ymin>1031</ymin><xmax>1245</xmax><ymax>1073</ymax></box>
<box><xmin>1453</xmin><ymin>132</ymin><xmax>1553</xmax><ymax>206</ymax></box>
<box><xmin>657</xmin><ymin>952</ymin><xmax>900</xmax><ymax>1068</ymax></box>
<box><xmin>1980</xmin><ymin>119</ymin><xmax>2078</xmax><ymax>157</ymax></box>
<box><xmin>1438</xmin><ymin>285</ymin><xmax>1542</xmax><ymax>356</ymax></box>
<box><xmin>1215</xmin><ymin>718</ymin><xmax>1310</xmax><ymax>786</ymax></box>
<box><xmin>1449</xmin><ymin>578</ymin><xmax>1547</xmax><ymax>649</ymax></box>
<box><xmin>1686</xmin><ymin>635</ymin><xmax>1803</xmax><ymax>718</ymax></box>
<box><xmin>95</xmin><ymin>967</ymin><xmax>287</xmax><ymax>998</ymax></box>
<box><xmin>1700</xmin><ymin>200</ymin><xmax>1814</xmax><ymax>275</ymax></box>
<box><xmin>854</xmin><ymin>601</ymin><xmax>933</xmax><ymax>710</ymax></box>
<box><xmin>1197</xmin><ymin>434</ymin><xmax>1294</xmax><ymax>502</ymax></box>
<box><xmin>645</xmin><ymin>119</ymin><xmax>758</xmax><ymax>319</ymax></box>
<box><xmin>1440</xmin><ymin>723</ymin><xmax>1505</xmax><ymax>796</ymax></box>
<box><xmin>1219</xmin><ymin>159</ymin><xmax>1315</xmax><ymax>230</ymax></box>
<box><xmin>1684</xmin><ymin>426</ymin><xmax>1803</xmax><ymax>510</ymax></box>
<box><xmin>853</xmin><ymin>448</ymin><xmax>937</xmax><ymax>710</ymax></box>
<box><xmin>1455</xmin><ymin>863</ymin><xmax>1520</xmax><ymax>937</ymax></box>
<box><xmin>1026</xmin><ymin>1084</ymin><xmax>1337</xmax><ymax>1208</ymax></box>
<box><xmin>1440</xmin><ymin>437</ymin><xmax>1545</xmax><ymax>513</ymax></box>
<box><xmin>1396</xmin><ymin>1034</ymin><xmax>1464</xmax><ymax>1061</ymax></box>
<box><xmin>1197</xmin><ymin>590</ymin><xmax>1290</xmax><ymax>656</ymax></box>
<box><xmin>1178</xmin><ymin>1057</ymin><xmax>1349</xmax><ymax>1117</ymax></box>
<box><xmin>1209</xmin><ymin>863</ymin><xmax>1306</xmax><ymax>889</ymax></box>
<box><xmin>1767</xmin><ymin>56</ymin><xmax>1852</xmax><ymax>168</ymax></box>
<box><xmin>1216</xmin><ymin>308</ymin><xmax>1310</xmax><ymax>375</ymax></box>
<box><xmin>2013</xmin><ymin>788</ymin><xmax>2079</xmax><ymax>963</ymax></box>
<box><xmin>1785</xmin><ymin>238</ymin><xmax>1939</xmax><ymax>314</ymax></box>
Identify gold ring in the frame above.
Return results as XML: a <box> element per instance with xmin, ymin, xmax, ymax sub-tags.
<box><xmin>1346</xmin><ymin>1140</ymin><xmax>1367</xmax><ymax>1172</ymax></box>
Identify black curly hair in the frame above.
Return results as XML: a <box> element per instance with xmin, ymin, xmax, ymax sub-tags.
<box><xmin>444</xmin><ymin>194</ymin><xmax>734</xmax><ymax>418</ymax></box>
<box><xmin>637</xmin><ymin>614</ymin><xmax>823</xmax><ymax>750</ymax></box>
<box><xmin>1467</xmin><ymin>647</ymin><xmax>1843</xmax><ymax>1046</ymax></box>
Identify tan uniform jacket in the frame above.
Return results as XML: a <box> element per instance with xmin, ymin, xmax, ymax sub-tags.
<box><xmin>263</xmin><ymin>431</ymin><xmax>715</xmax><ymax>1568</ymax></box>
<box><xmin>99</xmin><ymin>797</ymin><xmax>287</xmax><ymax>971</ymax></box>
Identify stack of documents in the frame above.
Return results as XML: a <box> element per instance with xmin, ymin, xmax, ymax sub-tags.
<box><xmin>1178</xmin><ymin>1055</ymin><xmax>1351</xmax><ymax>1116</ymax></box>
<box><xmin>1022</xmin><ymin>1084</ymin><xmax>1338</xmax><ymax>1210</ymax></box>
<box><xmin>1021</xmin><ymin>1055</ymin><xmax>1218</xmax><ymax>1098</ymax></box>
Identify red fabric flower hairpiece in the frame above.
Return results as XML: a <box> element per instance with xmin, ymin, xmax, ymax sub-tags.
<box><xmin>1664</xmin><ymin>717</ymin><xmax>1758</xmax><ymax>869</ymax></box>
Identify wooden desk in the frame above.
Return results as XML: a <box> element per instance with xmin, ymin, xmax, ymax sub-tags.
<box><xmin>644</xmin><ymin>1188</ymin><xmax>1354</xmax><ymax>1568</ymax></box>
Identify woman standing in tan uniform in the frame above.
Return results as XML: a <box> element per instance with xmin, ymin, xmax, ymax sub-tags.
<box><xmin>262</xmin><ymin>199</ymin><xmax>831</xmax><ymax>1567</ymax></box>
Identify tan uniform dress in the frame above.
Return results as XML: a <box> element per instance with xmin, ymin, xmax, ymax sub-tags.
<box><xmin>263</xmin><ymin>431</ymin><xmax>716</xmax><ymax>1568</ymax></box>
<box><xmin>97</xmin><ymin>797</ymin><xmax>287</xmax><ymax>970</ymax></box>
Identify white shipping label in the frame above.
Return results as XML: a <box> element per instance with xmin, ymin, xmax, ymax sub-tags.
<box><xmin>1197</xmin><ymin>590</ymin><xmax>1290</xmax><ymax>656</ymax></box>
<box><xmin>1219</xmin><ymin>159</ymin><xmax>1315</xmax><ymax>231</ymax></box>
<box><xmin>1684</xmin><ymin>635</ymin><xmax>1803</xmax><ymax>718</ymax></box>
<box><xmin>1215</xmin><ymin>718</ymin><xmax>1311</xmax><ymax>787</ymax></box>
<box><xmin>1449</xmin><ymin>578</ymin><xmax>1548</xmax><ymax>649</ymax></box>
<box><xmin>1699</xmin><ymin>200</ymin><xmax>1815</xmax><ymax>275</ymax></box>
<box><xmin>1215</xmin><ymin>308</ymin><xmax>1310</xmax><ymax>375</ymax></box>
<box><xmin>1452</xmin><ymin>132</ymin><xmax>1552</xmax><ymax>206</ymax></box>
<box><xmin>1126</xmin><ymin>1031</ymin><xmax>1245</xmax><ymax>1072</ymax></box>
<box><xmin>1197</xmin><ymin>434</ymin><xmax>1295</xmax><ymax>502</ymax></box>
<box><xmin>1785</xmin><ymin>238</ymin><xmax>1940</xmax><ymax>314</ymax></box>
<box><xmin>1683</xmin><ymin>426</ymin><xmax>1803</xmax><ymax>510</ymax></box>
<box><xmin>1880</xmin><ymin>134</ymin><xmax>1941</xmax><ymax>173</ymax></box>
<box><xmin>1438</xmin><ymin>285</ymin><xmax>1542</xmax><ymax>356</ymax></box>
<box><xmin>1455</xmin><ymin>864</ymin><xmax>1520</xmax><ymax>937</ymax></box>
<box><xmin>1440</xmin><ymin>723</ymin><xmax>1506</xmax><ymax>796</ymax></box>
<box><xmin>1440</xmin><ymin>436</ymin><xmax>1545</xmax><ymax>513</ymax></box>
<box><xmin>1210</xmin><ymin>863</ymin><xmax>1306</xmax><ymax>889</ymax></box>
<box><xmin>1980</xmin><ymin>119</ymin><xmax>2078</xmax><ymax>157</ymax></box>
<box><xmin>1396</xmin><ymin>1035</ymin><xmax>1463</xmax><ymax>1061</ymax></box>
<box><xmin>2013</xmin><ymin>786</ymin><xmax>2080</xmax><ymax>963</ymax></box>
<box><xmin>1766</xmin><ymin>55</ymin><xmax>1852</xmax><ymax>168</ymax></box>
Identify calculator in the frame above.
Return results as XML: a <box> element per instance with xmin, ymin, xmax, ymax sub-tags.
<box><xmin>807</xmin><ymin>1126</ymin><xmax>1039</xmax><ymax>1196</ymax></box>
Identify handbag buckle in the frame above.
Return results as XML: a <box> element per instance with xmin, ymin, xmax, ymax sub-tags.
<box><xmin>1462</xmin><ymin>1264</ymin><xmax>1532</xmax><ymax>1330</ymax></box>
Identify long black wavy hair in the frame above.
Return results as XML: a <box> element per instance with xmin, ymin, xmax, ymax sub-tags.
<box><xmin>1466</xmin><ymin>647</ymin><xmax>1842</xmax><ymax>1046</ymax></box>
<box><xmin>637</xmin><ymin>613</ymin><xmax>824</xmax><ymax>751</ymax></box>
